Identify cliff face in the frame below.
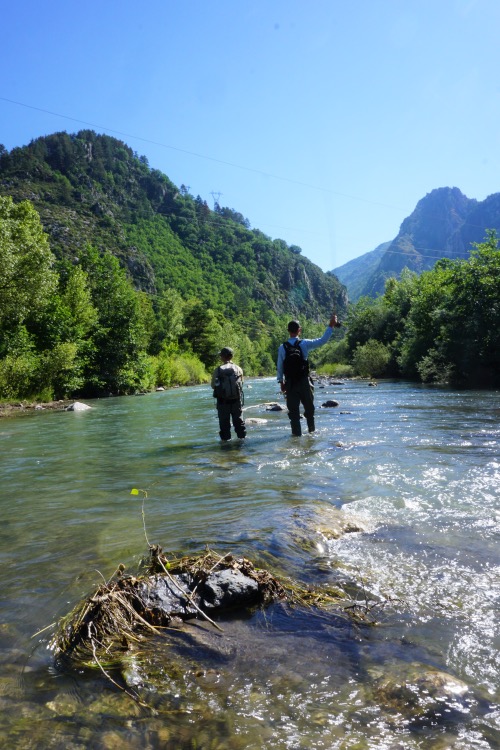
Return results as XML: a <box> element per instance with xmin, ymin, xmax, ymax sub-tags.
<box><xmin>329</xmin><ymin>241</ymin><xmax>391</xmax><ymax>302</ymax></box>
<box><xmin>450</xmin><ymin>192</ymin><xmax>500</xmax><ymax>255</ymax></box>
<box><xmin>333</xmin><ymin>187</ymin><xmax>500</xmax><ymax>301</ymax></box>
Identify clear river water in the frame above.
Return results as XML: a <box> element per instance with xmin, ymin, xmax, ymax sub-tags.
<box><xmin>0</xmin><ymin>378</ymin><xmax>499</xmax><ymax>749</ymax></box>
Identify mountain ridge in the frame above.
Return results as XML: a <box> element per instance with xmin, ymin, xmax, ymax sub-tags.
<box><xmin>0</xmin><ymin>130</ymin><xmax>347</xmax><ymax>322</ymax></box>
<box><xmin>333</xmin><ymin>186</ymin><xmax>500</xmax><ymax>300</ymax></box>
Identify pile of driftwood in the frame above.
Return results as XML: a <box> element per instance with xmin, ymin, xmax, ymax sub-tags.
<box><xmin>49</xmin><ymin>543</ymin><xmax>386</xmax><ymax>678</ymax></box>
<box><xmin>48</xmin><ymin>546</ymin><xmax>298</xmax><ymax>668</ymax></box>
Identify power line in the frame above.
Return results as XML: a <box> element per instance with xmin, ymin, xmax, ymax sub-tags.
<box><xmin>187</xmin><ymin>206</ymin><xmax>491</xmax><ymax>263</ymax></box>
<box><xmin>382</xmin><ymin>247</ymin><xmax>471</xmax><ymax>261</ymax></box>
<box><xmin>0</xmin><ymin>95</ymin><xmax>403</xmax><ymax>211</ymax></box>
<box><xmin>2</xmin><ymin>96</ymin><xmax>497</xmax><ymax>235</ymax></box>
<box><xmin>1</xmin><ymin>96</ymin><xmax>498</xmax><ymax>264</ymax></box>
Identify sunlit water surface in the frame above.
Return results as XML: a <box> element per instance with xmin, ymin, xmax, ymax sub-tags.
<box><xmin>0</xmin><ymin>378</ymin><xmax>499</xmax><ymax>749</ymax></box>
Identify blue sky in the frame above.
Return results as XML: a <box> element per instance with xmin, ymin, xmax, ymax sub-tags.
<box><xmin>1</xmin><ymin>0</ymin><xmax>500</xmax><ymax>271</ymax></box>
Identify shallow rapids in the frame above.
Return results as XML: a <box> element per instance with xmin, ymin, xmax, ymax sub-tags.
<box><xmin>0</xmin><ymin>378</ymin><xmax>498</xmax><ymax>748</ymax></box>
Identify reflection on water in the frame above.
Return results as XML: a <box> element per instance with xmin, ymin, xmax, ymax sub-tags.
<box><xmin>0</xmin><ymin>378</ymin><xmax>499</xmax><ymax>748</ymax></box>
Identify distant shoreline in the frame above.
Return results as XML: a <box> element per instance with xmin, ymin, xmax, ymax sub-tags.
<box><xmin>0</xmin><ymin>400</ymin><xmax>73</xmax><ymax>418</ymax></box>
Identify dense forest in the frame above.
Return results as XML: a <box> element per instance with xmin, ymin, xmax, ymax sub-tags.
<box><xmin>0</xmin><ymin>131</ymin><xmax>346</xmax><ymax>400</ymax></box>
<box><xmin>1</xmin><ymin>131</ymin><xmax>499</xmax><ymax>401</ymax></box>
<box><xmin>316</xmin><ymin>230</ymin><xmax>500</xmax><ymax>387</ymax></box>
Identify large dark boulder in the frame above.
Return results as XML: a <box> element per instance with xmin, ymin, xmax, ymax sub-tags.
<box><xmin>135</xmin><ymin>573</ymin><xmax>198</xmax><ymax>621</ymax></box>
<box><xmin>198</xmin><ymin>569</ymin><xmax>260</xmax><ymax>610</ymax></box>
<box><xmin>133</xmin><ymin>568</ymin><xmax>260</xmax><ymax>624</ymax></box>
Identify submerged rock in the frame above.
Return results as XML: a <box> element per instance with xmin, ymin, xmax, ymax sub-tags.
<box><xmin>265</xmin><ymin>403</ymin><xmax>285</xmax><ymax>411</ymax></box>
<box><xmin>281</xmin><ymin>502</ymin><xmax>368</xmax><ymax>563</ymax></box>
<box><xmin>371</xmin><ymin>663</ymin><xmax>473</xmax><ymax>723</ymax></box>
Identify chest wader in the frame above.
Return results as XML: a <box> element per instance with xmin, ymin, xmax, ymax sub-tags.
<box><xmin>217</xmin><ymin>398</ymin><xmax>246</xmax><ymax>441</ymax></box>
<box><xmin>285</xmin><ymin>374</ymin><xmax>315</xmax><ymax>436</ymax></box>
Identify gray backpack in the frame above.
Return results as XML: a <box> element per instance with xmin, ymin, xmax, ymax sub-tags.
<box><xmin>214</xmin><ymin>366</ymin><xmax>242</xmax><ymax>401</ymax></box>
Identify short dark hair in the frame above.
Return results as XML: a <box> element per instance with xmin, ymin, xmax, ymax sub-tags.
<box><xmin>219</xmin><ymin>347</ymin><xmax>233</xmax><ymax>359</ymax></box>
<box><xmin>287</xmin><ymin>320</ymin><xmax>300</xmax><ymax>334</ymax></box>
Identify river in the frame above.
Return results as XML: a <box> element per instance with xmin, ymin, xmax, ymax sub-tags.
<box><xmin>0</xmin><ymin>378</ymin><xmax>498</xmax><ymax>749</ymax></box>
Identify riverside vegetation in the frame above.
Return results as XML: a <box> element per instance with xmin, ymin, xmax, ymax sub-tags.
<box><xmin>0</xmin><ymin>132</ymin><xmax>346</xmax><ymax>402</ymax></box>
<box><xmin>315</xmin><ymin>229</ymin><xmax>500</xmax><ymax>386</ymax></box>
<box><xmin>1</xmin><ymin>131</ymin><xmax>500</xmax><ymax>402</ymax></box>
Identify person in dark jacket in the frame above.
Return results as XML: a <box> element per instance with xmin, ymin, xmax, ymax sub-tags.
<box><xmin>211</xmin><ymin>347</ymin><xmax>246</xmax><ymax>441</ymax></box>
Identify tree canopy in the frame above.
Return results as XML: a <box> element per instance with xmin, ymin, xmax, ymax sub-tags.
<box><xmin>0</xmin><ymin>196</ymin><xmax>57</xmax><ymax>328</ymax></box>
<box><xmin>0</xmin><ymin>132</ymin><xmax>347</xmax><ymax>401</ymax></box>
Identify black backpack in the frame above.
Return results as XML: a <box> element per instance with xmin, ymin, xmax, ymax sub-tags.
<box><xmin>214</xmin><ymin>365</ymin><xmax>243</xmax><ymax>401</ymax></box>
<box><xmin>283</xmin><ymin>339</ymin><xmax>309</xmax><ymax>382</ymax></box>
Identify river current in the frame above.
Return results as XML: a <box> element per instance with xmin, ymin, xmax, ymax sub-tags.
<box><xmin>0</xmin><ymin>378</ymin><xmax>499</xmax><ymax>749</ymax></box>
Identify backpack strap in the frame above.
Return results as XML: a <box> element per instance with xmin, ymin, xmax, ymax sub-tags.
<box><xmin>283</xmin><ymin>339</ymin><xmax>304</xmax><ymax>356</ymax></box>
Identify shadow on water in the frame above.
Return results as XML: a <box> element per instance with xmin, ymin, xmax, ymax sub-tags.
<box><xmin>147</xmin><ymin>429</ymin><xmax>326</xmax><ymax>461</ymax></box>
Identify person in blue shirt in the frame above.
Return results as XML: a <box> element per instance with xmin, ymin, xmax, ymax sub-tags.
<box><xmin>277</xmin><ymin>314</ymin><xmax>340</xmax><ymax>436</ymax></box>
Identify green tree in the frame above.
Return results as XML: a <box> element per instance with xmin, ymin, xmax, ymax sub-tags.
<box><xmin>62</xmin><ymin>266</ymin><xmax>99</xmax><ymax>342</ymax></box>
<box><xmin>181</xmin><ymin>303</ymin><xmax>222</xmax><ymax>368</ymax></box>
<box><xmin>0</xmin><ymin>326</ymin><xmax>39</xmax><ymax>399</ymax></box>
<box><xmin>392</xmin><ymin>231</ymin><xmax>500</xmax><ymax>385</ymax></box>
<box><xmin>0</xmin><ymin>196</ymin><xmax>57</xmax><ymax>329</ymax></box>
<box><xmin>80</xmin><ymin>246</ymin><xmax>150</xmax><ymax>395</ymax></box>
<box><xmin>439</xmin><ymin>230</ymin><xmax>500</xmax><ymax>384</ymax></box>
<box><xmin>345</xmin><ymin>296</ymin><xmax>388</xmax><ymax>353</ymax></box>
<box><xmin>149</xmin><ymin>287</ymin><xmax>185</xmax><ymax>354</ymax></box>
<box><xmin>396</xmin><ymin>263</ymin><xmax>452</xmax><ymax>380</ymax></box>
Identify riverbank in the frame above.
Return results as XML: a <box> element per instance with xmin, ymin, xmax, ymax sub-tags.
<box><xmin>0</xmin><ymin>399</ymin><xmax>73</xmax><ymax>418</ymax></box>
<box><xmin>0</xmin><ymin>376</ymin><xmax>354</xmax><ymax>419</ymax></box>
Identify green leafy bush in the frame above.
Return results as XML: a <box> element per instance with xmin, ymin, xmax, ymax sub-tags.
<box><xmin>153</xmin><ymin>349</ymin><xmax>208</xmax><ymax>387</ymax></box>
<box><xmin>168</xmin><ymin>353</ymin><xmax>208</xmax><ymax>386</ymax></box>
<box><xmin>352</xmin><ymin>340</ymin><xmax>391</xmax><ymax>378</ymax></box>
<box><xmin>0</xmin><ymin>352</ymin><xmax>39</xmax><ymax>399</ymax></box>
<box><xmin>416</xmin><ymin>349</ymin><xmax>454</xmax><ymax>384</ymax></box>
<box><xmin>317</xmin><ymin>363</ymin><xmax>354</xmax><ymax>378</ymax></box>
<box><xmin>36</xmin><ymin>342</ymin><xmax>80</xmax><ymax>399</ymax></box>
